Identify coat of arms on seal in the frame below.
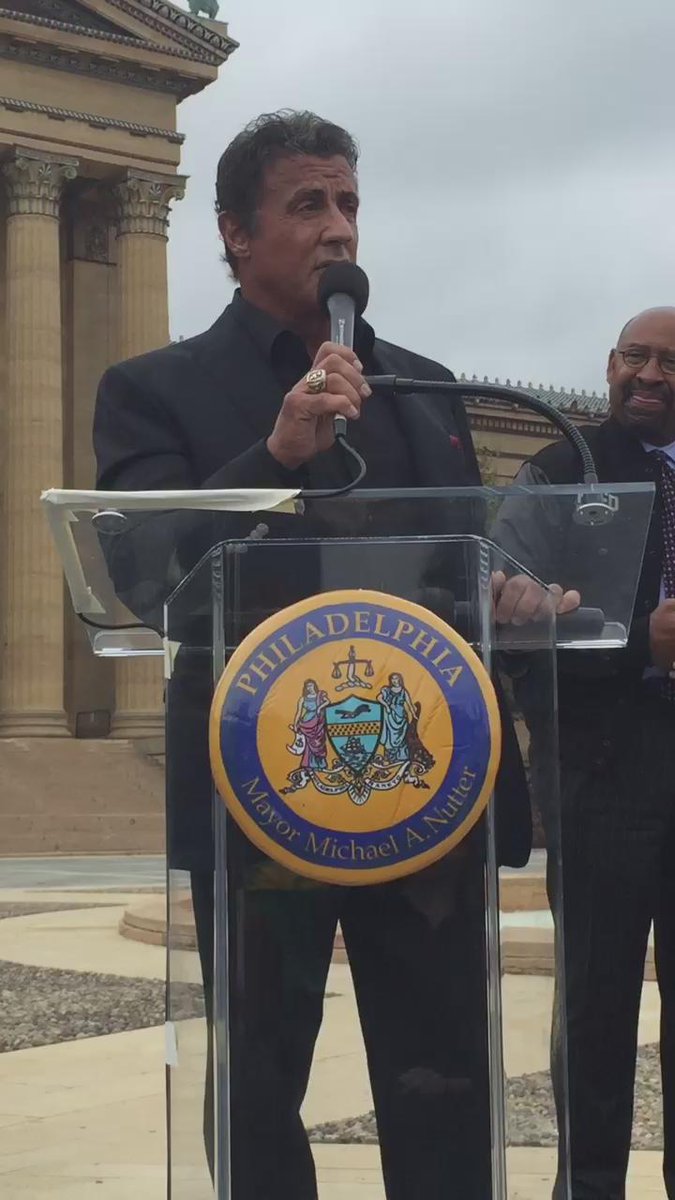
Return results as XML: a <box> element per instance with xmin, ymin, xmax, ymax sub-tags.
<box><xmin>282</xmin><ymin>661</ymin><xmax>435</xmax><ymax>806</ymax></box>
<box><xmin>209</xmin><ymin>589</ymin><xmax>501</xmax><ymax>885</ymax></box>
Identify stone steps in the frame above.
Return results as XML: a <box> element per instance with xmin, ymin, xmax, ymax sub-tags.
<box><xmin>0</xmin><ymin>738</ymin><xmax>164</xmax><ymax>855</ymax></box>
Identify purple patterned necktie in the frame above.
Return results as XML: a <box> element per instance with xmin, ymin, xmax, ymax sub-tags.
<box><xmin>654</xmin><ymin>451</ymin><xmax>675</xmax><ymax>701</ymax></box>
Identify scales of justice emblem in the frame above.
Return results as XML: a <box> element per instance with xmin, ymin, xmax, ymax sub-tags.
<box><xmin>282</xmin><ymin>645</ymin><xmax>435</xmax><ymax>806</ymax></box>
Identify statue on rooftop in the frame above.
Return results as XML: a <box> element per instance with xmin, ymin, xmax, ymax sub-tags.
<box><xmin>187</xmin><ymin>0</ymin><xmax>219</xmax><ymax>19</ymax></box>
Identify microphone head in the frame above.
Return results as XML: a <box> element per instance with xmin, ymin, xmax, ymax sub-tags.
<box><xmin>318</xmin><ymin>262</ymin><xmax>370</xmax><ymax>317</ymax></box>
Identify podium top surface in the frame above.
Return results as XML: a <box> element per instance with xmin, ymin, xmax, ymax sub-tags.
<box><xmin>41</xmin><ymin>483</ymin><xmax>655</xmax><ymax>659</ymax></box>
<box><xmin>42</xmin><ymin>481</ymin><xmax>652</xmax><ymax>508</ymax></box>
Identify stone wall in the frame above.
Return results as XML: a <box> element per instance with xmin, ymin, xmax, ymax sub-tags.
<box><xmin>0</xmin><ymin>739</ymin><xmax>164</xmax><ymax>855</ymax></box>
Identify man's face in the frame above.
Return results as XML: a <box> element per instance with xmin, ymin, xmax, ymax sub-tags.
<box><xmin>607</xmin><ymin>310</ymin><xmax>675</xmax><ymax>445</ymax></box>
<box><xmin>223</xmin><ymin>154</ymin><xmax>359</xmax><ymax>326</ymax></box>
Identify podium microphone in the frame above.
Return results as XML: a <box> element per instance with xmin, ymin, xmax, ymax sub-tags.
<box><xmin>318</xmin><ymin>261</ymin><xmax>370</xmax><ymax>439</ymax></box>
<box><xmin>363</xmin><ymin>375</ymin><xmax>615</xmax><ymax>524</ymax></box>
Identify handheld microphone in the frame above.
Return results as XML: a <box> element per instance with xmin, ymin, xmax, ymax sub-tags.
<box><xmin>318</xmin><ymin>262</ymin><xmax>370</xmax><ymax>438</ymax></box>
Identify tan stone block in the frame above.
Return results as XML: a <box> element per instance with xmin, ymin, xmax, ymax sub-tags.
<box><xmin>1</xmin><ymin>61</ymin><xmax>177</xmax><ymax>131</ymax></box>
<box><xmin>0</xmin><ymin>156</ymin><xmax>75</xmax><ymax>736</ymax></box>
<box><xmin>500</xmin><ymin>873</ymin><xmax>548</xmax><ymax>911</ymax></box>
<box><xmin>0</xmin><ymin>739</ymin><xmax>164</xmax><ymax>853</ymax></box>
<box><xmin>111</xmin><ymin>200</ymin><xmax>179</xmax><ymax>734</ymax></box>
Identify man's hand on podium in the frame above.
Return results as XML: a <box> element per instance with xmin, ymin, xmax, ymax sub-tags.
<box><xmin>491</xmin><ymin>571</ymin><xmax>581</xmax><ymax>627</ymax></box>
<box><xmin>649</xmin><ymin>599</ymin><xmax>675</xmax><ymax>671</ymax></box>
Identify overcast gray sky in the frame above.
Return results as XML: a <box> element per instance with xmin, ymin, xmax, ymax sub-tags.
<box><xmin>168</xmin><ymin>0</ymin><xmax>675</xmax><ymax>397</ymax></box>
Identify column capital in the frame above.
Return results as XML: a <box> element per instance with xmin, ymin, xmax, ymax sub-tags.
<box><xmin>2</xmin><ymin>149</ymin><xmax>78</xmax><ymax>218</ymax></box>
<box><xmin>114</xmin><ymin>170</ymin><xmax>186</xmax><ymax>238</ymax></box>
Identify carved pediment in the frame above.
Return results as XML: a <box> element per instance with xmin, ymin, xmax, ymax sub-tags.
<box><xmin>0</xmin><ymin>0</ymin><xmax>238</xmax><ymax>62</ymax></box>
<box><xmin>2</xmin><ymin>0</ymin><xmax>135</xmax><ymax>36</ymax></box>
<box><xmin>0</xmin><ymin>0</ymin><xmax>238</xmax><ymax>103</ymax></box>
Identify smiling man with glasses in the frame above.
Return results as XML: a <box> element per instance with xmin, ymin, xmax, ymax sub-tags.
<box><xmin>508</xmin><ymin>306</ymin><xmax>675</xmax><ymax>1199</ymax></box>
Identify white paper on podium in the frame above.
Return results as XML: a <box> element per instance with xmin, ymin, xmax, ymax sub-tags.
<box><xmin>40</xmin><ymin>487</ymin><xmax>301</xmax><ymax>513</ymax></box>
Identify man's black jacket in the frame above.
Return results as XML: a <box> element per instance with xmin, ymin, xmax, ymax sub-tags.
<box><xmin>94</xmin><ymin>300</ymin><xmax>531</xmax><ymax>871</ymax></box>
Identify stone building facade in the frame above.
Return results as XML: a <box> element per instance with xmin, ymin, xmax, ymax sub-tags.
<box><xmin>0</xmin><ymin>0</ymin><xmax>235</xmax><ymax>743</ymax></box>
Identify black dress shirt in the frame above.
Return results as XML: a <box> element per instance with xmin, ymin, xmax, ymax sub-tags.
<box><xmin>232</xmin><ymin>289</ymin><xmax>415</xmax><ymax>490</ymax></box>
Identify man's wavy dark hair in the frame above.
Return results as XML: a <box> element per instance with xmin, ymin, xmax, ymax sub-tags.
<box><xmin>215</xmin><ymin>109</ymin><xmax>359</xmax><ymax>276</ymax></box>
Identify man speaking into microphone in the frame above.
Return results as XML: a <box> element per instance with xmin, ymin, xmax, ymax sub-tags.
<box><xmin>94</xmin><ymin>110</ymin><xmax>576</xmax><ymax>1199</ymax></box>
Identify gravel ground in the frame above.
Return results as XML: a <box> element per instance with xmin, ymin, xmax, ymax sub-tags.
<box><xmin>0</xmin><ymin>960</ymin><xmax>204</xmax><ymax>1052</ymax></box>
<box><xmin>309</xmin><ymin>1045</ymin><xmax>665</xmax><ymax>1150</ymax></box>
<box><xmin>0</xmin><ymin>903</ymin><xmax>664</xmax><ymax>1150</ymax></box>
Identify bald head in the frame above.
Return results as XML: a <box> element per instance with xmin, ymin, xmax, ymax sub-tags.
<box><xmin>607</xmin><ymin>307</ymin><xmax>675</xmax><ymax>444</ymax></box>
<box><xmin>616</xmin><ymin>307</ymin><xmax>675</xmax><ymax>348</ymax></box>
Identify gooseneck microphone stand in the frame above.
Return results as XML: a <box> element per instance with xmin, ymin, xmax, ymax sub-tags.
<box><xmin>310</xmin><ymin>377</ymin><xmax>616</xmax><ymax>527</ymax></box>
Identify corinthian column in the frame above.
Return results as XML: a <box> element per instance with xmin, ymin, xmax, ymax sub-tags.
<box><xmin>0</xmin><ymin>150</ymin><xmax>78</xmax><ymax>736</ymax></box>
<box><xmin>112</xmin><ymin>170</ymin><xmax>185</xmax><ymax>738</ymax></box>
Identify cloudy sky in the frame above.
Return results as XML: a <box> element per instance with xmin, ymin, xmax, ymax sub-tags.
<box><xmin>168</xmin><ymin>0</ymin><xmax>675</xmax><ymax>398</ymax></box>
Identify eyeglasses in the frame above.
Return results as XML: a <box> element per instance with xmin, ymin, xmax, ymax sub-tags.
<box><xmin>617</xmin><ymin>347</ymin><xmax>675</xmax><ymax>375</ymax></box>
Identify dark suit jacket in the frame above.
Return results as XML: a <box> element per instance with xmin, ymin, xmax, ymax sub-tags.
<box><xmin>94</xmin><ymin>301</ymin><xmax>531</xmax><ymax>871</ymax></box>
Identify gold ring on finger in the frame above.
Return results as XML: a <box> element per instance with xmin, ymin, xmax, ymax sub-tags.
<box><xmin>306</xmin><ymin>368</ymin><xmax>327</xmax><ymax>394</ymax></box>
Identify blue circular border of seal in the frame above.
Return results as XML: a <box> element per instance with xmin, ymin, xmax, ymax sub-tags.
<box><xmin>209</xmin><ymin>589</ymin><xmax>501</xmax><ymax>885</ymax></box>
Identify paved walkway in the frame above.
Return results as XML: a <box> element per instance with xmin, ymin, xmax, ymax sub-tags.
<box><xmin>0</xmin><ymin>848</ymin><xmax>546</xmax><ymax>890</ymax></box>
<box><xmin>0</xmin><ymin>855</ymin><xmax>165</xmax><ymax>890</ymax></box>
<box><xmin>0</xmin><ymin>856</ymin><xmax>666</xmax><ymax>1199</ymax></box>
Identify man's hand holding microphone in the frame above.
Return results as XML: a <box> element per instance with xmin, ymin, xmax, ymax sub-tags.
<box><xmin>267</xmin><ymin>261</ymin><xmax>372</xmax><ymax>470</ymax></box>
<box><xmin>267</xmin><ymin>343</ymin><xmax>371</xmax><ymax>470</ymax></box>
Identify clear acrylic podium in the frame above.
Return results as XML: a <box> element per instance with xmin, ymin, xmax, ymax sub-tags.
<box><xmin>43</xmin><ymin>481</ymin><xmax>654</xmax><ymax>1200</ymax></box>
